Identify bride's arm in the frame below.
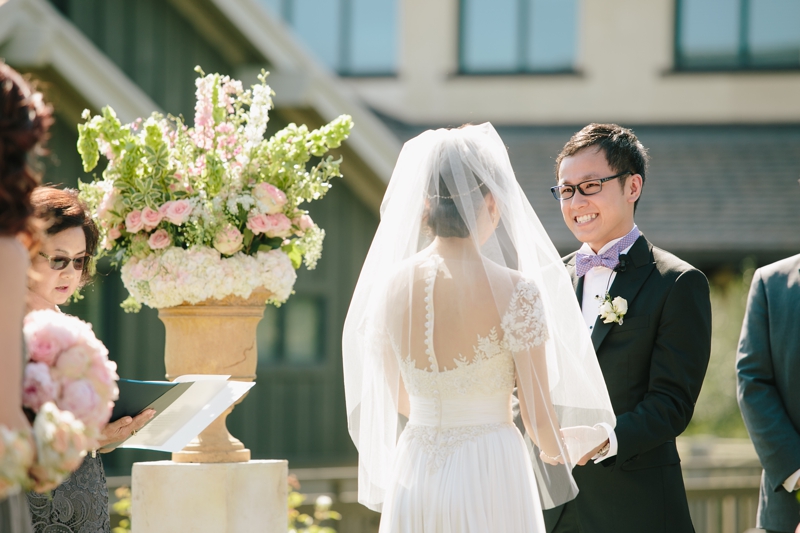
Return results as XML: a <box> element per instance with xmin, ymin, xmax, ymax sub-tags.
<box><xmin>515</xmin><ymin>343</ymin><xmax>563</xmax><ymax>461</ymax></box>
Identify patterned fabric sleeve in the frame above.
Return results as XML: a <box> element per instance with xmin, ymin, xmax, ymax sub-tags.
<box><xmin>501</xmin><ymin>279</ymin><xmax>549</xmax><ymax>353</ymax></box>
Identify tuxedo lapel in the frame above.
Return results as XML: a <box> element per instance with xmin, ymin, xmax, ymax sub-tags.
<box><xmin>565</xmin><ymin>256</ymin><xmax>584</xmax><ymax>306</ymax></box>
<box><xmin>590</xmin><ymin>236</ymin><xmax>656</xmax><ymax>353</ymax></box>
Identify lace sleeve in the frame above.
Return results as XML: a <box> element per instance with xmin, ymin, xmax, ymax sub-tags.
<box><xmin>501</xmin><ymin>279</ymin><xmax>549</xmax><ymax>352</ymax></box>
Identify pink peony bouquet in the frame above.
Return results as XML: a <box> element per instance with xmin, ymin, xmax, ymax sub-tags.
<box><xmin>22</xmin><ymin>309</ymin><xmax>119</xmax><ymax>443</ymax></box>
<box><xmin>0</xmin><ymin>425</ymin><xmax>35</xmax><ymax>499</ymax></box>
<box><xmin>28</xmin><ymin>402</ymin><xmax>90</xmax><ymax>492</ymax></box>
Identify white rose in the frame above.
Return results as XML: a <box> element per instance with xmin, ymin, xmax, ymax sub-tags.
<box><xmin>599</xmin><ymin>301</ymin><xmax>614</xmax><ymax>316</ymax></box>
<box><xmin>612</xmin><ymin>296</ymin><xmax>628</xmax><ymax>315</ymax></box>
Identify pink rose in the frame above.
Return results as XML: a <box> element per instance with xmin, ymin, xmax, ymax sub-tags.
<box><xmin>109</xmin><ymin>226</ymin><xmax>122</xmax><ymax>240</ymax></box>
<box><xmin>59</xmin><ymin>380</ymin><xmax>100</xmax><ymax>426</ymax></box>
<box><xmin>55</xmin><ymin>345</ymin><xmax>92</xmax><ymax>379</ymax></box>
<box><xmin>263</xmin><ymin>214</ymin><xmax>293</xmax><ymax>238</ymax></box>
<box><xmin>141</xmin><ymin>206</ymin><xmax>162</xmax><ymax>230</ymax></box>
<box><xmin>22</xmin><ymin>363</ymin><xmax>58</xmax><ymax>411</ymax></box>
<box><xmin>292</xmin><ymin>214</ymin><xmax>314</xmax><ymax>235</ymax></box>
<box><xmin>125</xmin><ymin>210</ymin><xmax>144</xmax><ymax>233</ymax></box>
<box><xmin>246</xmin><ymin>213</ymin><xmax>270</xmax><ymax>235</ymax></box>
<box><xmin>160</xmin><ymin>200</ymin><xmax>192</xmax><ymax>225</ymax></box>
<box><xmin>213</xmin><ymin>225</ymin><xmax>243</xmax><ymax>255</ymax></box>
<box><xmin>253</xmin><ymin>183</ymin><xmax>287</xmax><ymax>214</ymax></box>
<box><xmin>148</xmin><ymin>229</ymin><xmax>171</xmax><ymax>250</ymax></box>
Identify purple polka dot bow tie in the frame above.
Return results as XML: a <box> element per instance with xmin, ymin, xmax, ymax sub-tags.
<box><xmin>575</xmin><ymin>227</ymin><xmax>641</xmax><ymax>278</ymax></box>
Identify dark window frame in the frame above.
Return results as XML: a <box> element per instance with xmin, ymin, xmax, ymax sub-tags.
<box><xmin>457</xmin><ymin>0</ymin><xmax>579</xmax><ymax>76</ymax></box>
<box><xmin>674</xmin><ymin>0</ymin><xmax>800</xmax><ymax>72</ymax></box>
<box><xmin>257</xmin><ymin>293</ymin><xmax>327</xmax><ymax>367</ymax></box>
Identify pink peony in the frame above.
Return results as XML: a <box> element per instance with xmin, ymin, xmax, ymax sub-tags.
<box><xmin>160</xmin><ymin>200</ymin><xmax>192</xmax><ymax>225</ymax></box>
<box><xmin>253</xmin><ymin>183</ymin><xmax>287</xmax><ymax>214</ymax></box>
<box><xmin>141</xmin><ymin>207</ymin><xmax>163</xmax><ymax>230</ymax></box>
<box><xmin>148</xmin><ymin>229</ymin><xmax>171</xmax><ymax>250</ymax></box>
<box><xmin>125</xmin><ymin>210</ymin><xmax>144</xmax><ymax>233</ymax></box>
<box><xmin>87</xmin><ymin>358</ymin><xmax>119</xmax><ymax>402</ymax></box>
<box><xmin>55</xmin><ymin>345</ymin><xmax>92</xmax><ymax>379</ymax></box>
<box><xmin>246</xmin><ymin>213</ymin><xmax>270</xmax><ymax>235</ymax></box>
<box><xmin>263</xmin><ymin>213</ymin><xmax>293</xmax><ymax>238</ymax></box>
<box><xmin>213</xmin><ymin>225</ymin><xmax>243</xmax><ymax>255</ymax></box>
<box><xmin>26</xmin><ymin>329</ymin><xmax>61</xmax><ymax>366</ymax></box>
<box><xmin>22</xmin><ymin>363</ymin><xmax>58</xmax><ymax>411</ymax></box>
<box><xmin>59</xmin><ymin>380</ymin><xmax>100</xmax><ymax>425</ymax></box>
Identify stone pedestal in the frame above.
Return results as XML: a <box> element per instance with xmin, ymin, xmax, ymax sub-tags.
<box><xmin>131</xmin><ymin>460</ymin><xmax>287</xmax><ymax>533</ymax></box>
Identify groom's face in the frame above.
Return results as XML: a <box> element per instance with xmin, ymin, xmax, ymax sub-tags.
<box><xmin>557</xmin><ymin>147</ymin><xmax>639</xmax><ymax>251</ymax></box>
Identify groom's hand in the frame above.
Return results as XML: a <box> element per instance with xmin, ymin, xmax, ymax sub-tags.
<box><xmin>577</xmin><ymin>439</ymin><xmax>609</xmax><ymax>466</ymax></box>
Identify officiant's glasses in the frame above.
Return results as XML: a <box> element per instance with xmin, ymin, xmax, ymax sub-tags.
<box><xmin>551</xmin><ymin>171</ymin><xmax>632</xmax><ymax>200</ymax></box>
<box><xmin>39</xmin><ymin>252</ymin><xmax>88</xmax><ymax>271</ymax></box>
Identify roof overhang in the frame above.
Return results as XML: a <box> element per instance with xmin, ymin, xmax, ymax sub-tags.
<box><xmin>0</xmin><ymin>0</ymin><xmax>161</xmax><ymax>124</ymax></box>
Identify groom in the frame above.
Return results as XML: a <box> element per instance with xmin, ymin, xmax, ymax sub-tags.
<box><xmin>543</xmin><ymin>124</ymin><xmax>712</xmax><ymax>533</ymax></box>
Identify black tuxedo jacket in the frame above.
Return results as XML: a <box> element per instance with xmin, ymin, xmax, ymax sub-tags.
<box><xmin>544</xmin><ymin>235</ymin><xmax>712</xmax><ymax>533</ymax></box>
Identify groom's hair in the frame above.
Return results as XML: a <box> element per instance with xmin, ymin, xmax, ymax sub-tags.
<box><xmin>555</xmin><ymin>123</ymin><xmax>649</xmax><ymax>211</ymax></box>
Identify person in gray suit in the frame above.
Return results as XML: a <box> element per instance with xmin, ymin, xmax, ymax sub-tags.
<box><xmin>737</xmin><ymin>253</ymin><xmax>800</xmax><ymax>533</ymax></box>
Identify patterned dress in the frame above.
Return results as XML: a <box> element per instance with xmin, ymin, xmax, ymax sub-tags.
<box><xmin>27</xmin><ymin>454</ymin><xmax>110</xmax><ymax>533</ymax></box>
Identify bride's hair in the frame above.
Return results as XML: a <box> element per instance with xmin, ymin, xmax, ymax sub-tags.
<box><xmin>424</xmin><ymin>143</ymin><xmax>490</xmax><ymax>239</ymax></box>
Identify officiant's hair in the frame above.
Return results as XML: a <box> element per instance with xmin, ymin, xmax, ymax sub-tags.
<box><xmin>0</xmin><ymin>62</ymin><xmax>53</xmax><ymax>245</ymax></box>
<box><xmin>31</xmin><ymin>186</ymin><xmax>99</xmax><ymax>285</ymax></box>
<box><xmin>555</xmin><ymin>123</ymin><xmax>649</xmax><ymax>211</ymax></box>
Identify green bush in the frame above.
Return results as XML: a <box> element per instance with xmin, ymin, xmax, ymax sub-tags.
<box><xmin>684</xmin><ymin>261</ymin><xmax>756</xmax><ymax>438</ymax></box>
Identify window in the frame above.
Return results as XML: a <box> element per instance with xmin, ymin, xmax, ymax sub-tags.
<box><xmin>257</xmin><ymin>295</ymin><xmax>325</xmax><ymax>365</ymax></box>
<box><xmin>459</xmin><ymin>0</ymin><xmax>579</xmax><ymax>74</ymax></box>
<box><xmin>676</xmin><ymin>0</ymin><xmax>800</xmax><ymax>70</ymax></box>
<box><xmin>259</xmin><ymin>0</ymin><xmax>398</xmax><ymax>75</ymax></box>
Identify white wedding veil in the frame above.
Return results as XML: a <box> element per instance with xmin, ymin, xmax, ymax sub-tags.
<box><xmin>342</xmin><ymin>123</ymin><xmax>615</xmax><ymax>512</ymax></box>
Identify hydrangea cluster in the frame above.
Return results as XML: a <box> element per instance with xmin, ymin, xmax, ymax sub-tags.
<box><xmin>120</xmin><ymin>247</ymin><xmax>296</xmax><ymax>309</ymax></box>
<box><xmin>77</xmin><ymin>67</ymin><xmax>353</xmax><ymax>310</ymax></box>
<box><xmin>22</xmin><ymin>310</ymin><xmax>120</xmax><ymax>442</ymax></box>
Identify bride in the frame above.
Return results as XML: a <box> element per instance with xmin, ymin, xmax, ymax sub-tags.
<box><xmin>343</xmin><ymin>123</ymin><xmax>616</xmax><ymax>532</ymax></box>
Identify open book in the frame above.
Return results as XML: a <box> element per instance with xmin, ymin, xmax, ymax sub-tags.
<box><xmin>105</xmin><ymin>375</ymin><xmax>254</xmax><ymax>453</ymax></box>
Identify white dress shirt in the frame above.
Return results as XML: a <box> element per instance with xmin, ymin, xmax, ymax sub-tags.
<box><xmin>577</xmin><ymin>225</ymin><xmax>638</xmax><ymax>463</ymax></box>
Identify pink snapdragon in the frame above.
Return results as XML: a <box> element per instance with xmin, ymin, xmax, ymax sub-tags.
<box><xmin>125</xmin><ymin>210</ymin><xmax>144</xmax><ymax>233</ymax></box>
<box><xmin>253</xmin><ymin>183</ymin><xmax>287</xmax><ymax>214</ymax></box>
<box><xmin>141</xmin><ymin>207</ymin><xmax>163</xmax><ymax>230</ymax></box>
<box><xmin>159</xmin><ymin>200</ymin><xmax>192</xmax><ymax>225</ymax></box>
<box><xmin>213</xmin><ymin>224</ymin><xmax>244</xmax><ymax>255</ymax></box>
<box><xmin>148</xmin><ymin>229</ymin><xmax>171</xmax><ymax>250</ymax></box>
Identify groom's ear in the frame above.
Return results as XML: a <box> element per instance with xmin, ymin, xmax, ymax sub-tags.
<box><xmin>626</xmin><ymin>174</ymin><xmax>643</xmax><ymax>205</ymax></box>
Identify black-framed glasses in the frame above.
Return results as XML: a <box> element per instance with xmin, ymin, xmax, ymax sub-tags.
<box><xmin>551</xmin><ymin>171</ymin><xmax>633</xmax><ymax>200</ymax></box>
<box><xmin>38</xmin><ymin>252</ymin><xmax>88</xmax><ymax>271</ymax></box>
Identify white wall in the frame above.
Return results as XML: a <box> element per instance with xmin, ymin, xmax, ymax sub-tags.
<box><xmin>344</xmin><ymin>0</ymin><xmax>800</xmax><ymax>125</ymax></box>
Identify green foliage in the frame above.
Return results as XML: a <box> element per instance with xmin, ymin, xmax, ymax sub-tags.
<box><xmin>111</xmin><ymin>486</ymin><xmax>132</xmax><ymax>533</ymax></box>
<box><xmin>684</xmin><ymin>260</ymin><xmax>756</xmax><ymax>438</ymax></box>
<box><xmin>288</xmin><ymin>475</ymin><xmax>342</xmax><ymax>533</ymax></box>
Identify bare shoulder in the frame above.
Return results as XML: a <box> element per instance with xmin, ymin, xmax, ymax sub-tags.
<box><xmin>0</xmin><ymin>236</ymin><xmax>29</xmax><ymax>279</ymax></box>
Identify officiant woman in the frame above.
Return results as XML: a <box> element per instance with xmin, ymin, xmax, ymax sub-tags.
<box><xmin>25</xmin><ymin>186</ymin><xmax>154</xmax><ymax>533</ymax></box>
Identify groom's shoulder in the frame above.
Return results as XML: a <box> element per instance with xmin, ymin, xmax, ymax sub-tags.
<box><xmin>649</xmin><ymin>243</ymin><xmax>707</xmax><ymax>286</ymax></box>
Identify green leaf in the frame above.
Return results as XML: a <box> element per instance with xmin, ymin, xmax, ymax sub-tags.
<box><xmin>281</xmin><ymin>243</ymin><xmax>302</xmax><ymax>269</ymax></box>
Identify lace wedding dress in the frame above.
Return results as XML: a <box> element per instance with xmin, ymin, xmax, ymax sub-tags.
<box><xmin>378</xmin><ymin>256</ymin><xmax>546</xmax><ymax>533</ymax></box>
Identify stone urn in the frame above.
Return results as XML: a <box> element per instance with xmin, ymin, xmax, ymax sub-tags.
<box><xmin>157</xmin><ymin>288</ymin><xmax>271</xmax><ymax>463</ymax></box>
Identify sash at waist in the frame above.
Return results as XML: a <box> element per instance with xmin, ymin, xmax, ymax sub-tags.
<box><xmin>408</xmin><ymin>393</ymin><xmax>512</xmax><ymax>428</ymax></box>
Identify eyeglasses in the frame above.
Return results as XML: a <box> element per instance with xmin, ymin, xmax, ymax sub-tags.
<box><xmin>38</xmin><ymin>252</ymin><xmax>89</xmax><ymax>271</ymax></box>
<box><xmin>551</xmin><ymin>171</ymin><xmax>633</xmax><ymax>200</ymax></box>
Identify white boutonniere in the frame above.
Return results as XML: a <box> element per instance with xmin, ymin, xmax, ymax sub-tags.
<box><xmin>596</xmin><ymin>293</ymin><xmax>628</xmax><ymax>325</ymax></box>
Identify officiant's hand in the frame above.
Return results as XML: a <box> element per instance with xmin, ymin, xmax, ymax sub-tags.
<box><xmin>96</xmin><ymin>409</ymin><xmax>156</xmax><ymax>450</ymax></box>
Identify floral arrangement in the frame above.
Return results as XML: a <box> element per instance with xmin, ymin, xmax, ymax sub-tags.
<box><xmin>596</xmin><ymin>293</ymin><xmax>628</xmax><ymax>325</ymax></box>
<box><xmin>0</xmin><ymin>403</ymin><xmax>90</xmax><ymax>496</ymax></box>
<box><xmin>77</xmin><ymin>67</ymin><xmax>353</xmax><ymax>311</ymax></box>
<box><xmin>0</xmin><ymin>425</ymin><xmax>34</xmax><ymax>499</ymax></box>
<box><xmin>22</xmin><ymin>310</ymin><xmax>119</xmax><ymax>442</ymax></box>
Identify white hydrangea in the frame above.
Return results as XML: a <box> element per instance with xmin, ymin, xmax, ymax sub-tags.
<box><xmin>120</xmin><ymin>246</ymin><xmax>296</xmax><ymax>309</ymax></box>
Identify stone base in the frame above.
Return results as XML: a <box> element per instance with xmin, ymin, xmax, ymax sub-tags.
<box><xmin>132</xmin><ymin>460</ymin><xmax>287</xmax><ymax>533</ymax></box>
